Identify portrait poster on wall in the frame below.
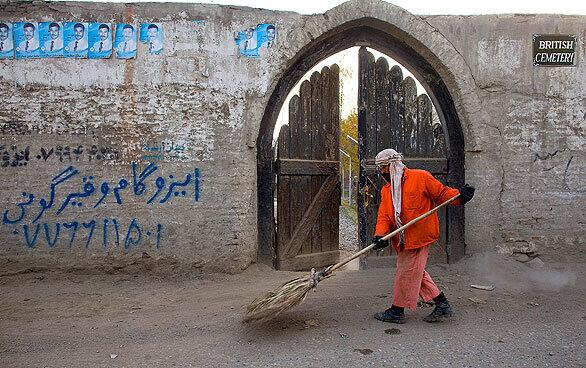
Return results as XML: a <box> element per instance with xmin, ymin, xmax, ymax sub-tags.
<box><xmin>14</xmin><ymin>22</ymin><xmax>40</xmax><ymax>59</ymax></box>
<box><xmin>0</xmin><ymin>22</ymin><xmax>15</xmax><ymax>59</ymax></box>
<box><xmin>256</xmin><ymin>23</ymin><xmax>276</xmax><ymax>48</ymax></box>
<box><xmin>88</xmin><ymin>23</ymin><xmax>113</xmax><ymax>59</ymax></box>
<box><xmin>234</xmin><ymin>23</ymin><xmax>276</xmax><ymax>58</ymax></box>
<box><xmin>114</xmin><ymin>23</ymin><xmax>137</xmax><ymax>59</ymax></box>
<box><xmin>39</xmin><ymin>22</ymin><xmax>64</xmax><ymax>58</ymax></box>
<box><xmin>63</xmin><ymin>22</ymin><xmax>89</xmax><ymax>58</ymax></box>
<box><xmin>140</xmin><ymin>23</ymin><xmax>163</xmax><ymax>55</ymax></box>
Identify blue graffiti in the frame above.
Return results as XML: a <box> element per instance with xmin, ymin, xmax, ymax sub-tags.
<box><xmin>93</xmin><ymin>182</ymin><xmax>110</xmax><ymax>208</ymax></box>
<box><xmin>23</xmin><ymin>223</ymin><xmax>41</xmax><ymax>248</ymax></box>
<box><xmin>2</xmin><ymin>192</ymin><xmax>34</xmax><ymax>224</ymax></box>
<box><xmin>124</xmin><ymin>218</ymin><xmax>142</xmax><ymax>249</ymax></box>
<box><xmin>132</xmin><ymin>162</ymin><xmax>157</xmax><ymax>196</ymax></box>
<box><xmin>194</xmin><ymin>168</ymin><xmax>200</xmax><ymax>202</ymax></box>
<box><xmin>141</xmin><ymin>141</ymin><xmax>187</xmax><ymax>162</ymax></box>
<box><xmin>62</xmin><ymin>221</ymin><xmax>78</xmax><ymax>247</ymax></box>
<box><xmin>160</xmin><ymin>173</ymin><xmax>191</xmax><ymax>203</ymax></box>
<box><xmin>147</xmin><ymin>176</ymin><xmax>167</xmax><ymax>204</ymax></box>
<box><xmin>1</xmin><ymin>162</ymin><xmax>201</xmax><ymax>225</ymax></box>
<box><xmin>44</xmin><ymin>223</ymin><xmax>60</xmax><ymax>248</ymax></box>
<box><xmin>82</xmin><ymin>220</ymin><xmax>96</xmax><ymax>248</ymax></box>
<box><xmin>103</xmin><ymin>219</ymin><xmax>109</xmax><ymax>248</ymax></box>
<box><xmin>142</xmin><ymin>141</ymin><xmax>186</xmax><ymax>154</ymax></box>
<box><xmin>32</xmin><ymin>166</ymin><xmax>79</xmax><ymax>223</ymax></box>
<box><xmin>56</xmin><ymin>178</ymin><xmax>95</xmax><ymax>215</ymax></box>
<box><xmin>4</xmin><ymin>166</ymin><xmax>79</xmax><ymax>224</ymax></box>
<box><xmin>113</xmin><ymin>179</ymin><xmax>130</xmax><ymax>204</ymax></box>
<box><xmin>112</xmin><ymin>218</ymin><xmax>120</xmax><ymax>246</ymax></box>
<box><xmin>13</xmin><ymin>218</ymin><xmax>162</xmax><ymax>250</ymax></box>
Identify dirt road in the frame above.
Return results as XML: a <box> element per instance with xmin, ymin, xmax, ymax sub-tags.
<box><xmin>1</xmin><ymin>253</ymin><xmax>584</xmax><ymax>367</ymax></box>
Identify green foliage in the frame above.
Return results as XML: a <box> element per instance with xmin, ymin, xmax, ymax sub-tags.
<box><xmin>339</xmin><ymin>110</ymin><xmax>359</xmax><ymax>209</ymax></box>
<box><xmin>339</xmin><ymin>109</ymin><xmax>358</xmax><ymax>172</ymax></box>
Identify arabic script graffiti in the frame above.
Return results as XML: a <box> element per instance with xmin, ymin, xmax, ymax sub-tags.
<box><xmin>1</xmin><ymin>162</ymin><xmax>201</xmax><ymax>250</ymax></box>
<box><xmin>14</xmin><ymin>218</ymin><xmax>162</xmax><ymax>249</ymax></box>
<box><xmin>0</xmin><ymin>144</ymin><xmax>119</xmax><ymax>167</ymax></box>
<box><xmin>2</xmin><ymin>163</ymin><xmax>200</xmax><ymax>225</ymax></box>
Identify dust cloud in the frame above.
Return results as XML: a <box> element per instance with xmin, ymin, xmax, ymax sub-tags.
<box><xmin>464</xmin><ymin>252</ymin><xmax>578</xmax><ymax>292</ymax></box>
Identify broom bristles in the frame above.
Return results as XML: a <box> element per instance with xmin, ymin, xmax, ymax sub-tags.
<box><xmin>243</xmin><ymin>268</ymin><xmax>325</xmax><ymax>323</ymax></box>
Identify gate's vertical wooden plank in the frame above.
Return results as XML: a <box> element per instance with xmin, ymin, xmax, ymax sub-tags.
<box><xmin>288</xmin><ymin>94</ymin><xmax>302</xmax><ymax>257</ymax></box>
<box><xmin>375</xmin><ymin>57</ymin><xmax>391</xmax><ymax>155</ymax></box>
<box><xmin>299</xmin><ymin>80</ymin><xmax>312</xmax><ymax>256</ymax></box>
<box><xmin>417</xmin><ymin>94</ymin><xmax>432</xmax><ymax>156</ymax></box>
<box><xmin>389</xmin><ymin>65</ymin><xmax>403</xmax><ymax>152</ymax></box>
<box><xmin>324</xmin><ymin>65</ymin><xmax>339</xmax><ymax>162</ymax></box>
<box><xmin>358</xmin><ymin>48</ymin><xmax>379</xmax><ymax>251</ymax></box>
<box><xmin>365</xmin><ymin>52</ymin><xmax>377</xmax><ymax>164</ymax></box>
<box><xmin>386</xmin><ymin>65</ymin><xmax>404</xmax><ymax>257</ymax></box>
<box><xmin>431</xmin><ymin>109</ymin><xmax>446</xmax><ymax>157</ymax></box>
<box><xmin>319</xmin><ymin>67</ymin><xmax>331</xmax><ymax>253</ymax></box>
<box><xmin>373</xmin><ymin>57</ymin><xmax>391</xmax><ymax>255</ymax></box>
<box><xmin>327</xmin><ymin>64</ymin><xmax>341</xmax><ymax>253</ymax></box>
<box><xmin>277</xmin><ymin>122</ymin><xmax>291</xmax><ymax>262</ymax></box>
<box><xmin>357</xmin><ymin>47</ymin><xmax>369</xmax><ymax>251</ymax></box>
<box><xmin>365</xmin><ymin>51</ymin><xmax>379</xmax><ymax>252</ymax></box>
<box><xmin>402</xmin><ymin>76</ymin><xmax>418</xmax><ymax>156</ymax></box>
<box><xmin>310</xmin><ymin>71</ymin><xmax>324</xmax><ymax>254</ymax></box>
<box><xmin>327</xmin><ymin>64</ymin><xmax>341</xmax><ymax>163</ymax></box>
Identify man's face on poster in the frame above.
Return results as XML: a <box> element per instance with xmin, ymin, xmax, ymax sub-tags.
<box><xmin>0</xmin><ymin>26</ymin><xmax>9</xmax><ymax>41</ymax></box>
<box><xmin>147</xmin><ymin>27</ymin><xmax>158</xmax><ymax>42</ymax></box>
<box><xmin>245</xmin><ymin>28</ymin><xmax>254</xmax><ymax>40</ymax></box>
<box><xmin>74</xmin><ymin>26</ymin><xmax>84</xmax><ymax>40</ymax></box>
<box><xmin>267</xmin><ymin>28</ymin><xmax>275</xmax><ymax>42</ymax></box>
<box><xmin>49</xmin><ymin>25</ymin><xmax>60</xmax><ymax>40</ymax></box>
<box><xmin>99</xmin><ymin>27</ymin><xmax>109</xmax><ymax>41</ymax></box>
<box><xmin>123</xmin><ymin>28</ymin><xmax>133</xmax><ymax>41</ymax></box>
<box><xmin>24</xmin><ymin>26</ymin><xmax>35</xmax><ymax>40</ymax></box>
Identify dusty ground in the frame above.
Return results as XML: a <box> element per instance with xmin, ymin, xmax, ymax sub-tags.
<box><xmin>1</xmin><ymin>253</ymin><xmax>584</xmax><ymax>368</ymax></box>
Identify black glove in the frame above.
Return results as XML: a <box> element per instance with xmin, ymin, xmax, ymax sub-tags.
<box><xmin>459</xmin><ymin>184</ymin><xmax>475</xmax><ymax>204</ymax></box>
<box><xmin>372</xmin><ymin>235</ymin><xmax>390</xmax><ymax>250</ymax></box>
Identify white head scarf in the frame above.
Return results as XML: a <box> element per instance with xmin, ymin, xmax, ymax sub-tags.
<box><xmin>375</xmin><ymin>148</ymin><xmax>406</xmax><ymax>242</ymax></box>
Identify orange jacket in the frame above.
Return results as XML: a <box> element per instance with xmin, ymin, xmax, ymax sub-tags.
<box><xmin>375</xmin><ymin>168</ymin><xmax>461</xmax><ymax>251</ymax></box>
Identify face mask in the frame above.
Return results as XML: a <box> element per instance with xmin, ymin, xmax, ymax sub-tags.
<box><xmin>381</xmin><ymin>172</ymin><xmax>391</xmax><ymax>182</ymax></box>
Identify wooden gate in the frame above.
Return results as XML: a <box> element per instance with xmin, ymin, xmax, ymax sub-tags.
<box><xmin>357</xmin><ymin>47</ymin><xmax>460</xmax><ymax>262</ymax></box>
<box><xmin>275</xmin><ymin>66</ymin><xmax>341</xmax><ymax>271</ymax></box>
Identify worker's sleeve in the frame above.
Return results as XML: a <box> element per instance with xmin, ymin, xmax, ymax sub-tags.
<box><xmin>375</xmin><ymin>188</ymin><xmax>396</xmax><ymax>236</ymax></box>
<box><xmin>423</xmin><ymin>171</ymin><xmax>461</xmax><ymax>205</ymax></box>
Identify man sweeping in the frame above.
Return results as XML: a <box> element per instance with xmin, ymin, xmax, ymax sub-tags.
<box><xmin>372</xmin><ymin>148</ymin><xmax>475</xmax><ymax>323</ymax></box>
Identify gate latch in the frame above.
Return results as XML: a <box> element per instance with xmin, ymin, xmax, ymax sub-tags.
<box><xmin>359</xmin><ymin>184</ymin><xmax>373</xmax><ymax>208</ymax></box>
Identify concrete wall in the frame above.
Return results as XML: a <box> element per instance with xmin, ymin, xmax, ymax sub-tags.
<box><xmin>0</xmin><ymin>0</ymin><xmax>584</xmax><ymax>273</ymax></box>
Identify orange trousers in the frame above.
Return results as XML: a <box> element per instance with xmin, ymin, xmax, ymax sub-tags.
<box><xmin>392</xmin><ymin>245</ymin><xmax>441</xmax><ymax>310</ymax></box>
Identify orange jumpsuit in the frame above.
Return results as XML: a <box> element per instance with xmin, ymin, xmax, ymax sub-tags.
<box><xmin>374</xmin><ymin>168</ymin><xmax>460</xmax><ymax>310</ymax></box>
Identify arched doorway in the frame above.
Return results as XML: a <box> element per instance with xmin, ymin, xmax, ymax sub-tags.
<box><xmin>257</xmin><ymin>18</ymin><xmax>466</xmax><ymax>268</ymax></box>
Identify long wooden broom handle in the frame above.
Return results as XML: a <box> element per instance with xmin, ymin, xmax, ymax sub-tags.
<box><xmin>324</xmin><ymin>193</ymin><xmax>461</xmax><ymax>275</ymax></box>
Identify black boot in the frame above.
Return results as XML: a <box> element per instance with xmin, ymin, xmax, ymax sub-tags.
<box><xmin>374</xmin><ymin>305</ymin><xmax>405</xmax><ymax>324</ymax></box>
<box><xmin>423</xmin><ymin>292</ymin><xmax>453</xmax><ymax>323</ymax></box>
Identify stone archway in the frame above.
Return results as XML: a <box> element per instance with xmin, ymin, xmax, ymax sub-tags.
<box><xmin>257</xmin><ymin>10</ymin><xmax>473</xmax><ymax>266</ymax></box>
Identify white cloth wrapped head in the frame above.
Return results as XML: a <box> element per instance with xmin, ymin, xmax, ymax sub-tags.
<box><xmin>375</xmin><ymin>148</ymin><xmax>404</xmax><ymax>168</ymax></box>
<box><xmin>375</xmin><ymin>148</ymin><xmax>406</xmax><ymax>243</ymax></box>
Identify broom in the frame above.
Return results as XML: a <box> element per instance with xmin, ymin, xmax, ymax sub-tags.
<box><xmin>243</xmin><ymin>193</ymin><xmax>460</xmax><ymax>323</ymax></box>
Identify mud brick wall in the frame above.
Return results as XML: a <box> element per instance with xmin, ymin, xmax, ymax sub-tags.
<box><xmin>0</xmin><ymin>0</ymin><xmax>584</xmax><ymax>273</ymax></box>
